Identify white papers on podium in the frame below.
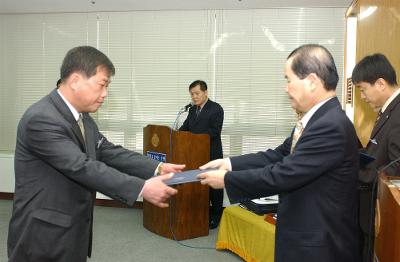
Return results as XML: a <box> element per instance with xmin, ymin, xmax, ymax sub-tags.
<box><xmin>251</xmin><ymin>196</ymin><xmax>279</xmax><ymax>205</ymax></box>
<box><xmin>390</xmin><ymin>179</ymin><xmax>400</xmax><ymax>188</ymax></box>
<box><xmin>164</xmin><ymin>169</ymin><xmax>214</xmax><ymax>186</ymax></box>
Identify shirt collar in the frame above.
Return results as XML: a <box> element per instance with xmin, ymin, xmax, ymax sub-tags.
<box><xmin>300</xmin><ymin>97</ymin><xmax>335</xmax><ymax>128</ymax></box>
<box><xmin>57</xmin><ymin>89</ymin><xmax>80</xmax><ymax>121</ymax></box>
<box><xmin>199</xmin><ymin>98</ymin><xmax>209</xmax><ymax>109</ymax></box>
<box><xmin>381</xmin><ymin>88</ymin><xmax>400</xmax><ymax>113</ymax></box>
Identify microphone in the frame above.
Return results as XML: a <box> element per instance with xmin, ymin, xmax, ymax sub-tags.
<box><xmin>172</xmin><ymin>102</ymin><xmax>193</xmax><ymax>130</ymax></box>
<box><xmin>183</xmin><ymin>102</ymin><xmax>193</xmax><ymax>112</ymax></box>
<box><xmin>377</xmin><ymin>156</ymin><xmax>400</xmax><ymax>174</ymax></box>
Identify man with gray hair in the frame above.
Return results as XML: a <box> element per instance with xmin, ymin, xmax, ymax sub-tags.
<box><xmin>199</xmin><ymin>44</ymin><xmax>360</xmax><ymax>262</ymax></box>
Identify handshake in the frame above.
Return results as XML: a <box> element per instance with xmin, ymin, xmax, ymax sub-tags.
<box><xmin>141</xmin><ymin>159</ymin><xmax>231</xmax><ymax>208</ymax></box>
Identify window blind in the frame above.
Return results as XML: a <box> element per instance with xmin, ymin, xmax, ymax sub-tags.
<box><xmin>0</xmin><ymin>8</ymin><xmax>345</xmax><ymax>157</ymax></box>
<box><xmin>215</xmin><ymin>8</ymin><xmax>345</xmax><ymax>155</ymax></box>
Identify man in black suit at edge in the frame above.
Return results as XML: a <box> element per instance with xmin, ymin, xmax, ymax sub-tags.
<box><xmin>179</xmin><ymin>80</ymin><xmax>224</xmax><ymax>229</ymax></box>
<box><xmin>7</xmin><ymin>46</ymin><xmax>185</xmax><ymax>262</ymax></box>
<box><xmin>352</xmin><ymin>53</ymin><xmax>400</xmax><ymax>262</ymax></box>
<box><xmin>198</xmin><ymin>44</ymin><xmax>360</xmax><ymax>262</ymax></box>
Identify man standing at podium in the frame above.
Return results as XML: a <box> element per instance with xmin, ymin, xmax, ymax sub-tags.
<box><xmin>352</xmin><ymin>53</ymin><xmax>400</xmax><ymax>262</ymax></box>
<box><xmin>199</xmin><ymin>44</ymin><xmax>360</xmax><ymax>262</ymax></box>
<box><xmin>179</xmin><ymin>80</ymin><xmax>224</xmax><ymax>229</ymax></box>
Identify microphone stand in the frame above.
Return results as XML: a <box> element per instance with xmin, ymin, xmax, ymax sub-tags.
<box><xmin>171</xmin><ymin>108</ymin><xmax>186</xmax><ymax>130</ymax></box>
<box><xmin>170</xmin><ymin>106</ymin><xmax>189</xmax><ymax>167</ymax></box>
<box><xmin>172</xmin><ymin>104</ymin><xmax>192</xmax><ymax>130</ymax></box>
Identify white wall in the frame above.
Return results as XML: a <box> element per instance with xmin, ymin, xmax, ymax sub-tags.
<box><xmin>0</xmin><ymin>153</ymin><xmax>110</xmax><ymax>199</ymax></box>
<box><xmin>0</xmin><ymin>153</ymin><xmax>14</xmax><ymax>193</ymax></box>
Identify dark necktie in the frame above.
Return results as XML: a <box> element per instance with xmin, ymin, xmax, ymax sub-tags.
<box><xmin>196</xmin><ymin>106</ymin><xmax>201</xmax><ymax>117</ymax></box>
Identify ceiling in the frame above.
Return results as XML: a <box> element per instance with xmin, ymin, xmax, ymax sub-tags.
<box><xmin>0</xmin><ymin>0</ymin><xmax>353</xmax><ymax>14</ymax></box>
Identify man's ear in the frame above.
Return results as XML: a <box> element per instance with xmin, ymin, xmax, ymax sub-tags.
<box><xmin>306</xmin><ymin>73</ymin><xmax>319</xmax><ymax>91</ymax></box>
<box><xmin>69</xmin><ymin>73</ymin><xmax>81</xmax><ymax>90</ymax></box>
<box><xmin>374</xmin><ymin>78</ymin><xmax>386</xmax><ymax>91</ymax></box>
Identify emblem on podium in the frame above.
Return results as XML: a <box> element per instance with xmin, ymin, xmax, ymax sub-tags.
<box><xmin>151</xmin><ymin>133</ymin><xmax>160</xmax><ymax>147</ymax></box>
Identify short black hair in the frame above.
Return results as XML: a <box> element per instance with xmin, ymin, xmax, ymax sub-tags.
<box><xmin>287</xmin><ymin>44</ymin><xmax>339</xmax><ymax>91</ymax></box>
<box><xmin>352</xmin><ymin>53</ymin><xmax>397</xmax><ymax>86</ymax></box>
<box><xmin>189</xmin><ymin>80</ymin><xmax>207</xmax><ymax>91</ymax></box>
<box><xmin>60</xmin><ymin>46</ymin><xmax>115</xmax><ymax>81</ymax></box>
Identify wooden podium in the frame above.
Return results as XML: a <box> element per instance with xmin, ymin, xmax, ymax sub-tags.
<box><xmin>142</xmin><ymin>124</ymin><xmax>210</xmax><ymax>240</ymax></box>
<box><xmin>375</xmin><ymin>173</ymin><xmax>400</xmax><ymax>262</ymax></box>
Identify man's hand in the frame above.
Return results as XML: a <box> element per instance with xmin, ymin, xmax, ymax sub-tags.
<box><xmin>159</xmin><ymin>163</ymin><xmax>185</xmax><ymax>175</ymax></box>
<box><xmin>199</xmin><ymin>158</ymin><xmax>231</xmax><ymax>171</ymax></box>
<box><xmin>142</xmin><ymin>173</ymin><xmax>178</xmax><ymax>208</ymax></box>
<box><xmin>197</xmin><ymin>169</ymin><xmax>227</xmax><ymax>189</ymax></box>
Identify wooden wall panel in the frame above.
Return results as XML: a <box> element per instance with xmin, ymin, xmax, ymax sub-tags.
<box><xmin>351</xmin><ymin>0</ymin><xmax>400</xmax><ymax>146</ymax></box>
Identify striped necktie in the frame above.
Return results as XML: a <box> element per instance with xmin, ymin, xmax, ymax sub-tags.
<box><xmin>290</xmin><ymin>114</ymin><xmax>304</xmax><ymax>153</ymax></box>
<box><xmin>77</xmin><ymin>114</ymin><xmax>85</xmax><ymax>142</ymax></box>
<box><xmin>375</xmin><ymin>110</ymin><xmax>382</xmax><ymax>125</ymax></box>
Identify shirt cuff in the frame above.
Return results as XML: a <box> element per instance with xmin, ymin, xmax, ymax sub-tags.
<box><xmin>140</xmin><ymin>163</ymin><xmax>162</xmax><ymax>197</ymax></box>
<box><xmin>224</xmin><ymin>157</ymin><xmax>232</xmax><ymax>171</ymax></box>
<box><xmin>139</xmin><ymin>187</ymin><xmax>144</xmax><ymax>197</ymax></box>
<box><xmin>154</xmin><ymin>162</ymin><xmax>163</xmax><ymax>176</ymax></box>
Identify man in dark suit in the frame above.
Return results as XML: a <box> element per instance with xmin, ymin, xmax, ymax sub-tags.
<box><xmin>352</xmin><ymin>53</ymin><xmax>400</xmax><ymax>262</ymax></box>
<box><xmin>7</xmin><ymin>46</ymin><xmax>185</xmax><ymax>262</ymax></box>
<box><xmin>198</xmin><ymin>44</ymin><xmax>360</xmax><ymax>262</ymax></box>
<box><xmin>179</xmin><ymin>80</ymin><xmax>224</xmax><ymax>229</ymax></box>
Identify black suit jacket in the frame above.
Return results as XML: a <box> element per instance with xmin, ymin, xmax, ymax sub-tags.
<box><xmin>359</xmin><ymin>93</ymin><xmax>400</xmax><ymax>233</ymax></box>
<box><xmin>179</xmin><ymin>99</ymin><xmax>223</xmax><ymax>160</ymax></box>
<box><xmin>225</xmin><ymin>98</ymin><xmax>359</xmax><ymax>262</ymax></box>
<box><xmin>8</xmin><ymin>89</ymin><xmax>159</xmax><ymax>261</ymax></box>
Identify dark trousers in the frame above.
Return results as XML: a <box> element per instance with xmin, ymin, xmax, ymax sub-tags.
<box><xmin>359</xmin><ymin>186</ymin><xmax>376</xmax><ymax>262</ymax></box>
<box><xmin>360</xmin><ymin>230</ymin><xmax>374</xmax><ymax>262</ymax></box>
<box><xmin>209</xmin><ymin>188</ymin><xmax>223</xmax><ymax>221</ymax></box>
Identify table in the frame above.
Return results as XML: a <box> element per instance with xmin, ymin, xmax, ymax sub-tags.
<box><xmin>216</xmin><ymin>206</ymin><xmax>275</xmax><ymax>262</ymax></box>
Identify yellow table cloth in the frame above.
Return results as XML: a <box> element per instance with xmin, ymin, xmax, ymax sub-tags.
<box><xmin>216</xmin><ymin>206</ymin><xmax>275</xmax><ymax>262</ymax></box>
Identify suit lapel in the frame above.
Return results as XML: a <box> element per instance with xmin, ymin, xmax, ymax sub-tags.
<box><xmin>370</xmin><ymin>94</ymin><xmax>400</xmax><ymax>139</ymax></box>
<box><xmin>49</xmin><ymin>89</ymin><xmax>86</xmax><ymax>149</ymax></box>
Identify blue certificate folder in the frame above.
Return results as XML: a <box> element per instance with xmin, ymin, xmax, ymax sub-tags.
<box><xmin>164</xmin><ymin>169</ymin><xmax>212</xmax><ymax>186</ymax></box>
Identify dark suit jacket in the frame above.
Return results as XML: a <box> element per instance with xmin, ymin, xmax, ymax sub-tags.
<box><xmin>7</xmin><ymin>89</ymin><xmax>159</xmax><ymax>262</ymax></box>
<box><xmin>359</xmin><ymin>93</ymin><xmax>400</xmax><ymax>233</ymax></box>
<box><xmin>179</xmin><ymin>99</ymin><xmax>223</xmax><ymax>160</ymax></box>
<box><xmin>225</xmin><ymin>98</ymin><xmax>359</xmax><ymax>262</ymax></box>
